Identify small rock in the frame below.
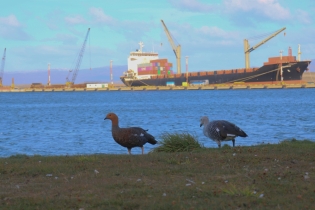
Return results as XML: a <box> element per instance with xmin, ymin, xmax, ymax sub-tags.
<box><xmin>16</xmin><ymin>185</ymin><xmax>19</xmax><ymax>189</ymax></box>
<box><xmin>46</xmin><ymin>174</ymin><xmax>53</xmax><ymax>177</ymax></box>
<box><xmin>186</xmin><ymin>179</ymin><xmax>195</xmax><ymax>184</ymax></box>
<box><xmin>278</xmin><ymin>177</ymin><xmax>281</xmax><ymax>180</ymax></box>
<box><xmin>94</xmin><ymin>169</ymin><xmax>99</xmax><ymax>175</ymax></box>
<box><xmin>304</xmin><ymin>172</ymin><xmax>310</xmax><ymax>180</ymax></box>
<box><xmin>225</xmin><ymin>180</ymin><xmax>228</xmax><ymax>183</ymax></box>
<box><xmin>186</xmin><ymin>183</ymin><xmax>191</xmax><ymax>186</ymax></box>
<box><xmin>233</xmin><ymin>153</ymin><xmax>236</xmax><ymax>156</ymax></box>
<box><xmin>259</xmin><ymin>194</ymin><xmax>264</xmax><ymax>198</ymax></box>
<box><xmin>137</xmin><ymin>179</ymin><xmax>141</xmax><ymax>182</ymax></box>
<box><xmin>162</xmin><ymin>193</ymin><xmax>166</xmax><ymax>196</ymax></box>
<box><xmin>55</xmin><ymin>177</ymin><xmax>58</xmax><ymax>179</ymax></box>
<box><xmin>201</xmin><ymin>182</ymin><xmax>205</xmax><ymax>184</ymax></box>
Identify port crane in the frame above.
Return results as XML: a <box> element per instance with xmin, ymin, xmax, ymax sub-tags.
<box><xmin>244</xmin><ymin>27</ymin><xmax>286</xmax><ymax>69</ymax></box>
<box><xmin>161</xmin><ymin>20</ymin><xmax>181</xmax><ymax>74</ymax></box>
<box><xmin>66</xmin><ymin>28</ymin><xmax>90</xmax><ymax>86</ymax></box>
<box><xmin>0</xmin><ymin>48</ymin><xmax>6</xmax><ymax>87</ymax></box>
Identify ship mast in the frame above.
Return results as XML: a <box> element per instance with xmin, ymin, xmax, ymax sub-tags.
<box><xmin>297</xmin><ymin>44</ymin><xmax>301</xmax><ymax>61</ymax></box>
<box><xmin>244</xmin><ymin>27</ymin><xmax>286</xmax><ymax>69</ymax></box>
<box><xmin>0</xmin><ymin>48</ymin><xmax>6</xmax><ymax>87</ymax></box>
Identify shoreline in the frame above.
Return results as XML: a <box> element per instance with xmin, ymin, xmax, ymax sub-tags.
<box><xmin>1</xmin><ymin>82</ymin><xmax>315</xmax><ymax>92</ymax></box>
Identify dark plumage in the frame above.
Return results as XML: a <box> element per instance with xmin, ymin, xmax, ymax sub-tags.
<box><xmin>104</xmin><ymin>112</ymin><xmax>157</xmax><ymax>154</ymax></box>
<box><xmin>200</xmin><ymin>116</ymin><xmax>248</xmax><ymax>148</ymax></box>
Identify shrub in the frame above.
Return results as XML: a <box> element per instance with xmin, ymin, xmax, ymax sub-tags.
<box><xmin>151</xmin><ymin>132</ymin><xmax>203</xmax><ymax>153</ymax></box>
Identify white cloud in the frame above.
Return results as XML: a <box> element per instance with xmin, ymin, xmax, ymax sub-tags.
<box><xmin>198</xmin><ymin>26</ymin><xmax>233</xmax><ymax>39</ymax></box>
<box><xmin>65</xmin><ymin>15</ymin><xmax>87</xmax><ymax>25</ymax></box>
<box><xmin>0</xmin><ymin>15</ymin><xmax>21</xmax><ymax>27</ymax></box>
<box><xmin>295</xmin><ymin>9</ymin><xmax>312</xmax><ymax>24</ymax></box>
<box><xmin>89</xmin><ymin>7</ymin><xmax>114</xmax><ymax>24</ymax></box>
<box><xmin>224</xmin><ymin>0</ymin><xmax>291</xmax><ymax>21</ymax></box>
<box><xmin>0</xmin><ymin>15</ymin><xmax>30</xmax><ymax>40</ymax></box>
<box><xmin>169</xmin><ymin>0</ymin><xmax>215</xmax><ymax>13</ymax></box>
<box><xmin>44</xmin><ymin>33</ymin><xmax>78</xmax><ymax>45</ymax></box>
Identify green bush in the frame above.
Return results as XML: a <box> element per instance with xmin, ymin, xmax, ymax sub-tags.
<box><xmin>152</xmin><ymin>132</ymin><xmax>204</xmax><ymax>153</ymax></box>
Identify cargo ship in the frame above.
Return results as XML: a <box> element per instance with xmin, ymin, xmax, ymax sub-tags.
<box><xmin>120</xmin><ymin>42</ymin><xmax>311</xmax><ymax>87</ymax></box>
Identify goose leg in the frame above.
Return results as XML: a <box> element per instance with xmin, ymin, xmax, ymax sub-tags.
<box><xmin>128</xmin><ymin>148</ymin><xmax>131</xmax><ymax>155</ymax></box>
<box><xmin>232</xmin><ymin>139</ymin><xmax>235</xmax><ymax>147</ymax></box>
<box><xmin>216</xmin><ymin>140</ymin><xmax>221</xmax><ymax>148</ymax></box>
<box><xmin>141</xmin><ymin>146</ymin><xmax>144</xmax><ymax>155</ymax></box>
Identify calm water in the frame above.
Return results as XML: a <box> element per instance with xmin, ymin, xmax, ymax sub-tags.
<box><xmin>0</xmin><ymin>89</ymin><xmax>314</xmax><ymax>157</ymax></box>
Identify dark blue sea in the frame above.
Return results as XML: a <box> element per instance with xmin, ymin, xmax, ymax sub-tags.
<box><xmin>0</xmin><ymin>89</ymin><xmax>314</xmax><ymax>157</ymax></box>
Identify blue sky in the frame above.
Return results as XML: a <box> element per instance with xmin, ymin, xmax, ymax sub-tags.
<box><xmin>1</xmin><ymin>0</ymin><xmax>314</xmax><ymax>76</ymax></box>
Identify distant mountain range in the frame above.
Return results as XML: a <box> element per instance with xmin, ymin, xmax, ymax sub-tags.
<box><xmin>2</xmin><ymin>65</ymin><xmax>127</xmax><ymax>86</ymax></box>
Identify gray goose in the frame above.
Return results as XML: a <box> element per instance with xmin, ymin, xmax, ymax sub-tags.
<box><xmin>200</xmin><ymin>116</ymin><xmax>247</xmax><ymax>148</ymax></box>
<box><xmin>104</xmin><ymin>112</ymin><xmax>157</xmax><ymax>154</ymax></box>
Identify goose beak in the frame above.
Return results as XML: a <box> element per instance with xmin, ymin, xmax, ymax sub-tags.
<box><xmin>200</xmin><ymin>123</ymin><xmax>203</xmax><ymax>127</ymax></box>
<box><xmin>104</xmin><ymin>117</ymin><xmax>108</xmax><ymax>120</ymax></box>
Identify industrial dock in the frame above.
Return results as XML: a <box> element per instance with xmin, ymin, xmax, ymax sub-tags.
<box><xmin>1</xmin><ymin>81</ymin><xmax>314</xmax><ymax>92</ymax></box>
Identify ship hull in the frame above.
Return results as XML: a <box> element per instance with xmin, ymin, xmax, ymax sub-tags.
<box><xmin>121</xmin><ymin>61</ymin><xmax>311</xmax><ymax>87</ymax></box>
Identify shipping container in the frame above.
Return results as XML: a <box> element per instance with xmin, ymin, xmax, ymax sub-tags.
<box><xmin>166</xmin><ymin>81</ymin><xmax>175</xmax><ymax>86</ymax></box>
<box><xmin>190</xmin><ymin>72</ymin><xmax>198</xmax><ymax>76</ymax></box>
<box><xmin>182</xmin><ymin>82</ymin><xmax>188</xmax><ymax>87</ymax></box>
<box><xmin>190</xmin><ymin>80</ymin><xmax>209</xmax><ymax>86</ymax></box>
<box><xmin>150</xmin><ymin>59</ymin><xmax>168</xmax><ymax>63</ymax></box>
<box><xmin>86</xmin><ymin>84</ymin><xmax>108</xmax><ymax>88</ymax></box>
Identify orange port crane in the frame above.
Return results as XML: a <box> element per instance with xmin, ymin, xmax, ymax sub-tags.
<box><xmin>244</xmin><ymin>27</ymin><xmax>286</xmax><ymax>69</ymax></box>
<box><xmin>161</xmin><ymin>20</ymin><xmax>181</xmax><ymax>74</ymax></box>
<box><xmin>0</xmin><ymin>48</ymin><xmax>6</xmax><ymax>87</ymax></box>
<box><xmin>66</xmin><ymin>28</ymin><xmax>90</xmax><ymax>86</ymax></box>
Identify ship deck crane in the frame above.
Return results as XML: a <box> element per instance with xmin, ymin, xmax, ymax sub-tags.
<box><xmin>66</xmin><ymin>28</ymin><xmax>90</xmax><ymax>86</ymax></box>
<box><xmin>161</xmin><ymin>20</ymin><xmax>181</xmax><ymax>74</ymax></box>
<box><xmin>0</xmin><ymin>48</ymin><xmax>6</xmax><ymax>87</ymax></box>
<box><xmin>244</xmin><ymin>27</ymin><xmax>286</xmax><ymax>69</ymax></box>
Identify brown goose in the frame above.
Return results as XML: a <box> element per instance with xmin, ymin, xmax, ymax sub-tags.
<box><xmin>200</xmin><ymin>116</ymin><xmax>248</xmax><ymax>148</ymax></box>
<box><xmin>104</xmin><ymin>112</ymin><xmax>157</xmax><ymax>154</ymax></box>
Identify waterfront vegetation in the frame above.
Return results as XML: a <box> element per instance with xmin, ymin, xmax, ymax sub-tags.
<box><xmin>151</xmin><ymin>132</ymin><xmax>203</xmax><ymax>153</ymax></box>
<box><xmin>1</xmin><ymin>137</ymin><xmax>315</xmax><ymax>209</ymax></box>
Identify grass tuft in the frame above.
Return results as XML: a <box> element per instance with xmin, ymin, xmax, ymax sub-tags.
<box><xmin>151</xmin><ymin>132</ymin><xmax>204</xmax><ymax>153</ymax></box>
<box><xmin>222</xmin><ymin>184</ymin><xmax>255</xmax><ymax>197</ymax></box>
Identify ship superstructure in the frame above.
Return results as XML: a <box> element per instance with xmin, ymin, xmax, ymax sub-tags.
<box><xmin>123</xmin><ymin>42</ymin><xmax>158</xmax><ymax>80</ymax></box>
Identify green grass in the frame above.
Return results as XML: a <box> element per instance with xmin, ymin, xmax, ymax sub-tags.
<box><xmin>151</xmin><ymin>132</ymin><xmax>204</xmax><ymax>153</ymax></box>
<box><xmin>0</xmin><ymin>139</ymin><xmax>315</xmax><ymax>209</ymax></box>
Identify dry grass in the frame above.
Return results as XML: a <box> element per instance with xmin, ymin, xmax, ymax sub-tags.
<box><xmin>1</xmin><ymin>139</ymin><xmax>315</xmax><ymax>209</ymax></box>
